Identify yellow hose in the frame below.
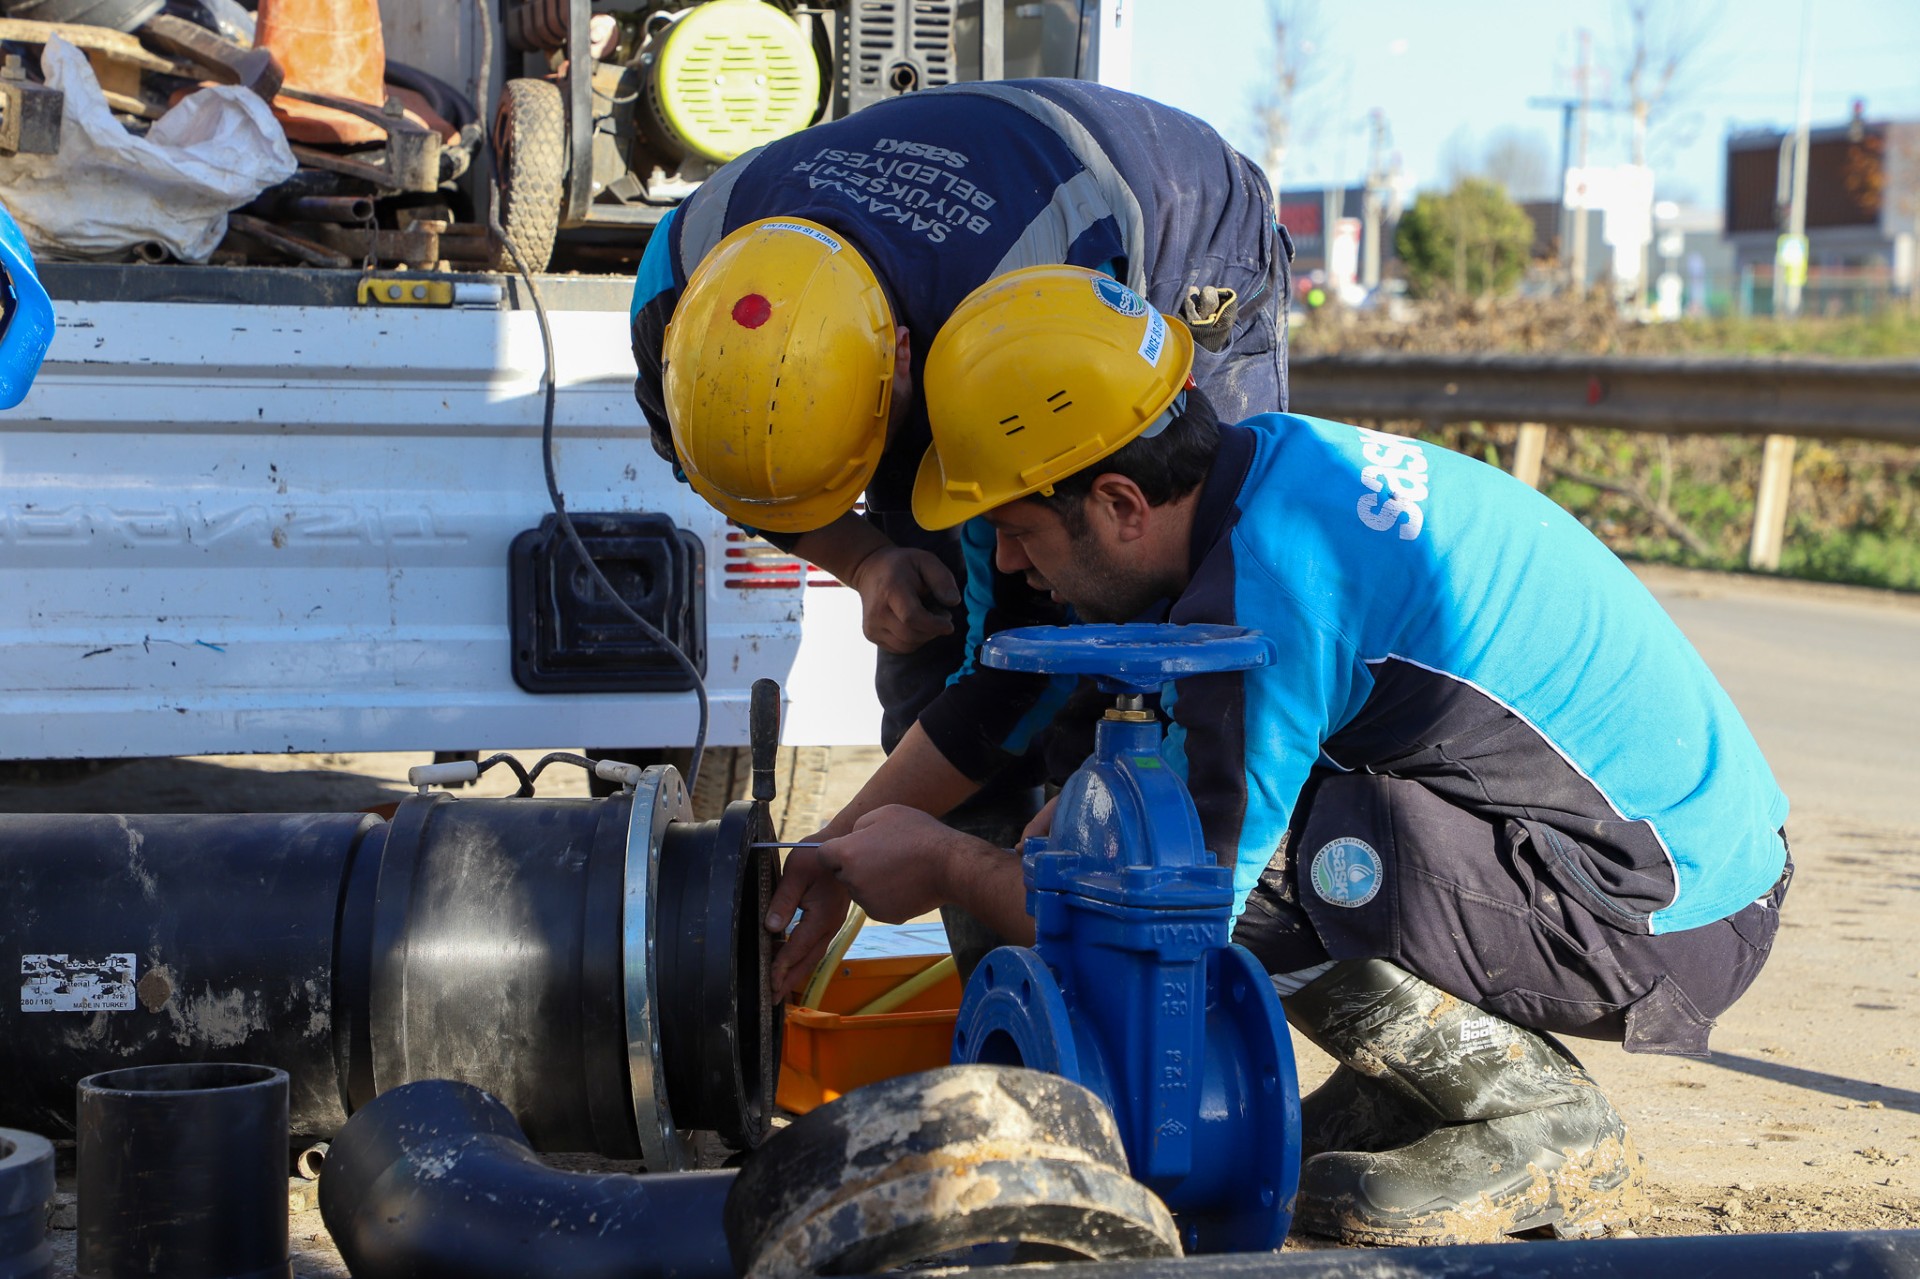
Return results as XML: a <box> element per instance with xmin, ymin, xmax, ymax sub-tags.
<box><xmin>851</xmin><ymin>955</ymin><xmax>957</xmax><ymax>1017</ymax></box>
<box><xmin>798</xmin><ymin>906</ymin><xmax>867</xmax><ymax>1010</ymax></box>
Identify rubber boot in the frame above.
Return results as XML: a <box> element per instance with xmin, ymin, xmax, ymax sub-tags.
<box><xmin>1283</xmin><ymin>959</ymin><xmax>1646</xmax><ymax>1246</ymax></box>
<box><xmin>1297</xmin><ymin>1066</ymin><xmax>1436</xmax><ymax>1161</ymax></box>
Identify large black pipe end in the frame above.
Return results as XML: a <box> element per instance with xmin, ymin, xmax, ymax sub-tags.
<box><xmin>76</xmin><ymin>1063</ymin><xmax>290</xmax><ymax>1279</ymax></box>
<box><xmin>657</xmin><ymin>797</ymin><xmax>779</xmax><ymax>1152</ymax></box>
<box><xmin>0</xmin><ymin>812</ymin><xmax>379</xmax><ymax>1141</ymax></box>
<box><xmin>320</xmin><ymin>1079</ymin><xmax>735</xmax><ymax>1279</ymax></box>
<box><xmin>0</xmin><ymin>1129</ymin><xmax>55</xmax><ymax>1279</ymax></box>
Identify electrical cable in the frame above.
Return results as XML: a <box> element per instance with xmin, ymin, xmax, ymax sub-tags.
<box><xmin>474</xmin><ymin>751</ymin><xmax>536</xmax><ymax>795</ymax></box>
<box><xmin>524</xmin><ymin>750</ymin><xmax>598</xmax><ymax>787</ymax></box>
<box><xmin>482</xmin><ymin>62</ymin><xmax>709</xmax><ymax>793</ymax></box>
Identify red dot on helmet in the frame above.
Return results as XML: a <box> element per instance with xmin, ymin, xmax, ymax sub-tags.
<box><xmin>733</xmin><ymin>294</ymin><xmax>773</xmax><ymax>329</ymax></box>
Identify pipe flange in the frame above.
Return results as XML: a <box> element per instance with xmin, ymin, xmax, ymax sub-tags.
<box><xmin>623</xmin><ymin>765</ymin><xmax>695</xmax><ymax>1172</ymax></box>
<box><xmin>724</xmin><ymin>1065</ymin><xmax>1182</xmax><ymax>1279</ymax></box>
<box><xmin>0</xmin><ymin>1128</ymin><xmax>54</xmax><ymax>1279</ymax></box>
<box><xmin>952</xmin><ymin>946</ymin><xmax>1084</xmax><ymax>1081</ymax></box>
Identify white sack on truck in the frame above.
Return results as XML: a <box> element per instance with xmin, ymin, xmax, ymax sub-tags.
<box><xmin>0</xmin><ymin>36</ymin><xmax>296</xmax><ymax>263</ymax></box>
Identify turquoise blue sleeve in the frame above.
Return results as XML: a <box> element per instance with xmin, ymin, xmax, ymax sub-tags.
<box><xmin>630</xmin><ymin>205</ymin><xmax>682</xmax><ymax>322</ymax></box>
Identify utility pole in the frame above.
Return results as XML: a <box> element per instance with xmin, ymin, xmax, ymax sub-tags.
<box><xmin>1778</xmin><ymin>0</ymin><xmax>1816</xmax><ymax>318</ymax></box>
<box><xmin>1534</xmin><ymin>31</ymin><xmax>1645</xmax><ymax>295</ymax></box>
<box><xmin>1361</xmin><ymin>108</ymin><xmax>1389</xmax><ymax>290</ymax></box>
<box><xmin>1571</xmin><ymin>28</ymin><xmax>1592</xmax><ymax>291</ymax></box>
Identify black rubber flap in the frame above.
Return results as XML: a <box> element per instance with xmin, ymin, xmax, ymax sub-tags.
<box><xmin>509</xmin><ymin>511</ymin><xmax>706</xmax><ymax>692</ymax></box>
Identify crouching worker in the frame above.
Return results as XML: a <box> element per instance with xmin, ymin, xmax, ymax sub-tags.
<box><xmin>805</xmin><ymin>265</ymin><xmax>1791</xmax><ymax>1246</ymax></box>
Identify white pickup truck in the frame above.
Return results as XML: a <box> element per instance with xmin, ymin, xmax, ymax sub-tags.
<box><xmin>0</xmin><ymin>0</ymin><xmax>1132</xmax><ymax>804</ymax></box>
<box><xmin>2</xmin><ymin>263</ymin><xmax>878</xmax><ymax>789</ymax></box>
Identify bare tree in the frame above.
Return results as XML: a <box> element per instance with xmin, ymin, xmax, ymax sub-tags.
<box><xmin>1437</xmin><ymin>124</ymin><xmax>1479</xmax><ymax>189</ymax></box>
<box><xmin>1862</xmin><ymin>122</ymin><xmax>1920</xmax><ymax>313</ymax></box>
<box><xmin>1250</xmin><ymin>0</ymin><xmax>1331</xmax><ymax>199</ymax></box>
<box><xmin>1435</xmin><ymin>127</ymin><xmax>1553</xmax><ymax>201</ymax></box>
<box><xmin>1481</xmin><ymin>127</ymin><xmax>1556</xmax><ymax>200</ymax></box>
<box><xmin>1614</xmin><ymin>0</ymin><xmax>1723</xmax><ymax>167</ymax></box>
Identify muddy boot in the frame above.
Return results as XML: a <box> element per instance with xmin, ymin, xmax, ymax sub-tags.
<box><xmin>1284</xmin><ymin>959</ymin><xmax>1646</xmax><ymax>1246</ymax></box>
<box><xmin>1297</xmin><ymin>1066</ymin><xmax>1437</xmax><ymax>1160</ymax></box>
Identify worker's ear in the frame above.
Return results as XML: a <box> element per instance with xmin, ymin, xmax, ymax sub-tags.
<box><xmin>887</xmin><ymin>326</ymin><xmax>913</xmax><ymax>430</ymax></box>
<box><xmin>1084</xmin><ymin>473</ymin><xmax>1153</xmax><ymax>543</ymax></box>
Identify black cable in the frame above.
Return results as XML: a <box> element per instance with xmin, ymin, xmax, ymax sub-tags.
<box><xmin>483</xmin><ymin>102</ymin><xmax>709</xmax><ymax>793</ymax></box>
<box><xmin>474</xmin><ymin>751</ymin><xmax>536</xmax><ymax>796</ymax></box>
<box><xmin>524</xmin><ymin>751</ymin><xmax>599</xmax><ymax>787</ymax></box>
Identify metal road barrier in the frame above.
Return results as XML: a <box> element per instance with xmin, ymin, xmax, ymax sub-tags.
<box><xmin>1288</xmin><ymin>352</ymin><xmax>1920</xmax><ymax>570</ymax></box>
<box><xmin>1288</xmin><ymin>353</ymin><xmax>1920</xmax><ymax>444</ymax></box>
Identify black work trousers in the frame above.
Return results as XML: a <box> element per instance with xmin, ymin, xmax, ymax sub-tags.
<box><xmin>1231</xmin><ymin>772</ymin><xmax>1791</xmax><ymax>1057</ymax></box>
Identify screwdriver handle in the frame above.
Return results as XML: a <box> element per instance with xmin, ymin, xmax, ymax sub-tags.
<box><xmin>750</xmin><ymin>678</ymin><xmax>781</xmax><ymax>802</ymax></box>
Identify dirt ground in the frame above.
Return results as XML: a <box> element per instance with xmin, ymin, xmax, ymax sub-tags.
<box><xmin>6</xmin><ymin>572</ymin><xmax>1917</xmax><ymax>1268</ymax></box>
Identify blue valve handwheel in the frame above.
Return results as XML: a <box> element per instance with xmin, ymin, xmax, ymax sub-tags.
<box><xmin>979</xmin><ymin>624</ymin><xmax>1276</xmax><ymax>694</ymax></box>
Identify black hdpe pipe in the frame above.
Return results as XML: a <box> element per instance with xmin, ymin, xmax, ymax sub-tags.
<box><xmin>978</xmin><ymin>1228</ymin><xmax>1920</xmax><ymax>1279</ymax></box>
<box><xmin>0</xmin><ymin>1128</ymin><xmax>54</xmax><ymax>1279</ymax></box>
<box><xmin>320</xmin><ymin>1079</ymin><xmax>734</xmax><ymax>1279</ymax></box>
<box><xmin>0</xmin><ymin>684</ymin><xmax>783</xmax><ymax>1166</ymax></box>
<box><xmin>76</xmin><ymin>1064</ymin><xmax>289</xmax><ymax>1279</ymax></box>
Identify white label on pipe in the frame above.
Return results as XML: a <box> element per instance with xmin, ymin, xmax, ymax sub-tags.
<box><xmin>20</xmin><ymin>953</ymin><xmax>136</xmax><ymax>1012</ymax></box>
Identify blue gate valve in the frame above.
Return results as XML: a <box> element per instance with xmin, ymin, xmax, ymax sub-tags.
<box><xmin>951</xmin><ymin>624</ymin><xmax>1302</xmax><ymax>1253</ymax></box>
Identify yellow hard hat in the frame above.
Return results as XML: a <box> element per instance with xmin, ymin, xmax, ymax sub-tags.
<box><xmin>663</xmin><ymin>217</ymin><xmax>895</xmax><ymax>533</ymax></box>
<box><xmin>913</xmin><ymin>266</ymin><xmax>1194</xmax><ymax>531</ymax></box>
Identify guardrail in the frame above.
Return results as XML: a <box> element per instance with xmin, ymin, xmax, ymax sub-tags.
<box><xmin>1287</xmin><ymin>352</ymin><xmax>1920</xmax><ymax>570</ymax></box>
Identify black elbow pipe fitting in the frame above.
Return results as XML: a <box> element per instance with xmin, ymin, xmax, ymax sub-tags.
<box><xmin>319</xmin><ymin>1079</ymin><xmax>735</xmax><ymax>1279</ymax></box>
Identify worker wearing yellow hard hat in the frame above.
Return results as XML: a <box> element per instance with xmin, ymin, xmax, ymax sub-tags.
<box><xmin>659</xmin><ymin>218</ymin><xmax>896</xmax><ymax>537</ymax></box>
<box><xmin>633</xmin><ymin>79</ymin><xmax>1289</xmax><ymax>721</ymax></box>
<box><xmin>631</xmin><ymin>79</ymin><xmax>1293</xmax><ymax>988</ymax></box>
<box><xmin>772</xmin><ymin>262</ymin><xmax>1791</xmax><ymax>1250</ymax></box>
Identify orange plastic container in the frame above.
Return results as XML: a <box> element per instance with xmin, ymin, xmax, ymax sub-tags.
<box><xmin>776</xmin><ymin>953</ymin><xmax>961</xmax><ymax>1114</ymax></box>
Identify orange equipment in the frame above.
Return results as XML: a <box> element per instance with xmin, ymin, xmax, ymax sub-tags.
<box><xmin>254</xmin><ymin>0</ymin><xmax>387</xmax><ymax>145</ymax></box>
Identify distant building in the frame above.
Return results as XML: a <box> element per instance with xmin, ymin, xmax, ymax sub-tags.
<box><xmin>1724</xmin><ymin>112</ymin><xmax>1920</xmax><ymax>309</ymax></box>
<box><xmin>1276</xmin><ymin>185</ymin><xmax>1401</xmax><ymax>286</ymax></box>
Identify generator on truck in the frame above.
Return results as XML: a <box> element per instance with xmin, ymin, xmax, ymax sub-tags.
<box><xmin>0</xmin><ymin>0</ymin><xmax>1132</xmax><ymax>804</ymax></box>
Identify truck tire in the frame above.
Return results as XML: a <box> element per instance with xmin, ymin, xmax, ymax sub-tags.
<box><xmin>492</xmin><ymin>77</ymin><xmax>565</xmax><ymax>272</ymax></box>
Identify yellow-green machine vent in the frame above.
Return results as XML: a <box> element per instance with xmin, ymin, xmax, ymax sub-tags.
<box><xmin>652</xmin><ymin>0</ymin><xmax>822</xmax><ymax>164</ymax></box>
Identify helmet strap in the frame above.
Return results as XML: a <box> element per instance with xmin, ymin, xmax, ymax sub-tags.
<box><xmin>1139</xmin><ymin>390</ymin><xmax>1189</xmax><ymax>441</ymax></box>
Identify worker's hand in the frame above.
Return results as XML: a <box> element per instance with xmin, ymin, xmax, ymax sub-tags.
<box><xmin>816</xmin><ymin>805</ymin><xmax>971</xmax><ymax>926</ymax></box>
<box><xmin>847</xmin><ymin>547</ymin><xmax>961</xmax><ymax>654</ymax></box>
<box><xmin>1020</xmin><ymin>794</ymin><xmax>1060</xmax><ymax>843</ymax></box>
<box><xmin>766</xmin><ymin>843</ymin><xmax>852</xmax><ymax>1001</ymax></box>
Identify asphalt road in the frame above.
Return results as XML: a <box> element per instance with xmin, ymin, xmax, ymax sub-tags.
<box><xmin>1637</xmin><ymin>564</ymin><xmax>1920</xmax><ymax>837</ymax></box>
<box><xmin>1548</xmin><ymin>565</ymin><xmax>1920</xmax><ymax>1233</ymax></box>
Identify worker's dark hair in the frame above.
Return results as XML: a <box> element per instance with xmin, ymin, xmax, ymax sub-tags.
<box><xmin>1031</xmin><ymin>386</ymin><xmax>1221</xmax><ymax>534</ymax></box>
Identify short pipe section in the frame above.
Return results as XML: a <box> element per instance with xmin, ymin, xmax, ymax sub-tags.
<box><xmin>319</xmin><ymin>1080</ymin><xmax>735</xmax><ymax>1279</ymax></box>
<box><xmin>0</xmin><ymin>1129</ymin><xmax>55</xmax><ymax>1279</ymax></box>
<box><xmin>76</xmin><ymin>1063</ymin><xmax>290</xmax><ymax>1279</ymax></box>
<box><xmin>293</xmin><ymin>1143</ymin><xmax>329</xmax><ymax>1182</ymax></box>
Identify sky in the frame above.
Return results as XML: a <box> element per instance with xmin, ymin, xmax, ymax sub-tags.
<box><xmin>1128</xmin><ymin>0</ymin><xmax>1920</xmax><ymax>213</ymax></box>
